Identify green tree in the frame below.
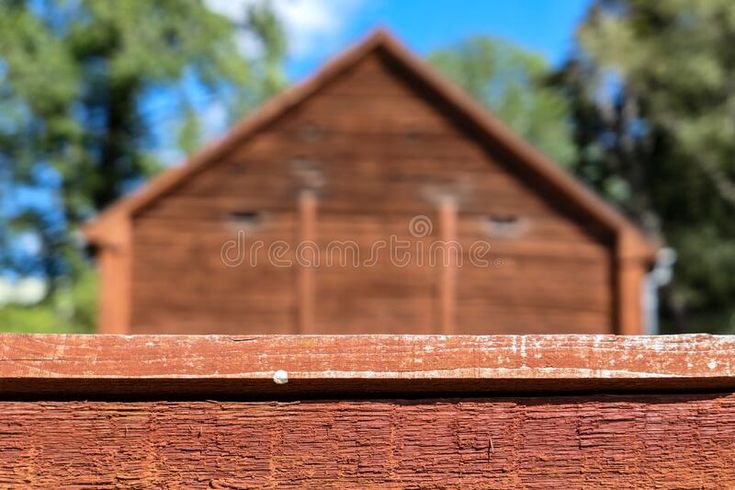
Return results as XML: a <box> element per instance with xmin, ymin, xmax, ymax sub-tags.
<box><xmin>428</xmin><ymin>36</ymin><xmax>575</xmax><ymax>165</ymax></box>
<box><xmin>555</xmin><ymin>0</ymin><xmax>735</xmax><ymax>332</ymax></box>
<box><xmin>0</xmin><ymin>0</ymin><xmax>286</xmax><ymax>331</ymax></box>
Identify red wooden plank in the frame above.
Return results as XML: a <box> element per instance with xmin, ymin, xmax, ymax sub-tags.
<box><xmin>1</xmin><ymin>334</ymin><xmax>734</xmax><ymax>397</ymax></box>
<box><xmin>2</xmin><ymin>394</ymin><xmax>734</xmax><ymax>488</ymax></box>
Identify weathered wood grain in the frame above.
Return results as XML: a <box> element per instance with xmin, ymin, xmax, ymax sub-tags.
<box><xmin>1</xmin><ymin>395</ymin><xmax>734</xmax><ymax>488</ymax></box>
<box><xmin>1</xmin><ymin>334</ymin><xmax>735</xmax><ymax>488</ymax></box>
<box><xmin>1</xmin><ymin>334</ymin><xmax>735</xmax><ymax>397</ymax></box>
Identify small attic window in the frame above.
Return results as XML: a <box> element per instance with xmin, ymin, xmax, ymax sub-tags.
<box><xmin>228</xmin><ymin>210</ymin><xmax>263</xmax><ymax>229</ymax></box>
<box><xmin>483</xmin><ymin>214</ymin><xmax>525</xmax><ymax>238</ymax></box>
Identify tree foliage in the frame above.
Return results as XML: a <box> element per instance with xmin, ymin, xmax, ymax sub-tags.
<box><xmin>429</xmin><ymin>36</ymin><xmax>575</xmax><ymax>165</ymax></box>
<box><xmin>0</xmin><ymin>0</ymin><xmax>286</xmax><ymax>329</ymax></box>
<box><xmin>554</xmin><ymin>0</ymin><xmax>735</xmax><ymax>331</ymax></box>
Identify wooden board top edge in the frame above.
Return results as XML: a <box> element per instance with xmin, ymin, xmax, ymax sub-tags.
<box><xmin>0</xmin><ymin>334</ymin><xmax>733</xmax><ymax>397</ymax></box>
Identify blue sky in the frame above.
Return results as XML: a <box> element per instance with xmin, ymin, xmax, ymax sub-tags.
<box><xmin>281</xmin><ymin>0</ymin><xmax>592</xmax><ymax>81</ymax></box>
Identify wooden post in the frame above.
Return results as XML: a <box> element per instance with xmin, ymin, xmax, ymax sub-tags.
<box><xmin>438</xmin><ymin>196</ymin><xmax>458</xmax><ymax>334</ymax></box>
<box><xmin>97</xmin><ymin>215</ymin><xmax>132</xmax><ymax>334</ymax></box>
<box><xmin>616</xmin><ymin>231</ymin><xmax>645</xmax><ymax>335</ymax></box>
<box><xmin>297</xmin><ymin>190</ymin><xmax>317</xmax><ymax>333</ymax></box>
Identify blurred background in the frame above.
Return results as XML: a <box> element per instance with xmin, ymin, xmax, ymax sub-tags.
<box><xmin>0</xmin><ymin>0</ymin><xmax>733</xmax><ymax>334</ymax></box>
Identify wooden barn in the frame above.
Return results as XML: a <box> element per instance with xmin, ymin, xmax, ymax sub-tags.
<box><xmin>83</xmin><ymin>30</ymin><xmax>657</xmax><ymax>336</ymax></box>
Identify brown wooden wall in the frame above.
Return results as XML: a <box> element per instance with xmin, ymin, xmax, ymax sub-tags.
<box><xmin>131</xmin><ymin>50</ymin><xmax>615</xmax><ymax>335</ymax></box>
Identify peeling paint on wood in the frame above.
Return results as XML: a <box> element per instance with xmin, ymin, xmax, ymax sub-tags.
<box><xmin>1</xmin><ymin>334</ymin><xmax>735</xmax><ymax>397</ymax></box>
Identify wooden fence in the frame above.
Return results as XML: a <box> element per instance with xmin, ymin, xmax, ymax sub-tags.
<box><xmin>1</xmin><ymin>334</ymin><xmax>734</xmax><ymax>488</ymax></box>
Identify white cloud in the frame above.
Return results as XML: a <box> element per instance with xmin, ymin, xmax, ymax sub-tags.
<box><xmin>205</xmin><ymin>0</ymin><xmax>365</xmax><ymax>59</ymax></box>
<box><xmin>0</xmin><ymin>277</ymin><xmax>48</xmax><ymax>306</ymax></box>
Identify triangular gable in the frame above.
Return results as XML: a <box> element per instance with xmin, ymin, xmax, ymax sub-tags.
<box><xmin>83</xmin><ymin>29</ymin><xmax>657</xmax><ymax>260</ymax></box>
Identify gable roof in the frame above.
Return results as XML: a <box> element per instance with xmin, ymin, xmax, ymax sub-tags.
<box><xmin>83</xmin><ymin>29</ymin><xmax>657</xmax><ymax>260</ymax></box>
